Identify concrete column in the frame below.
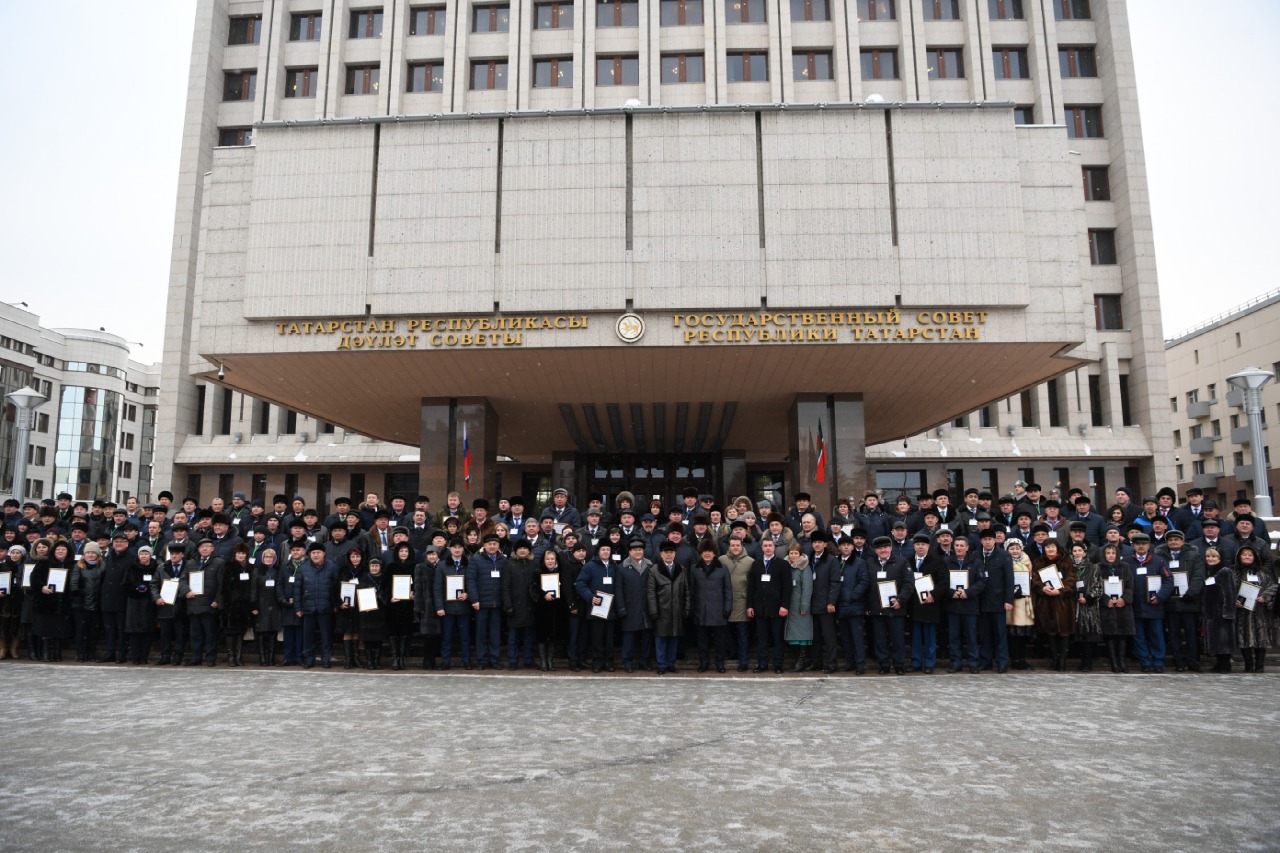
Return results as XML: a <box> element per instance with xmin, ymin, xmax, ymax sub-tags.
<box><xmin>418</xmin><ymin>397</ymin><xmax>500</xmax><ymax>505</ymax></box>
<box><xmin>789</xmin><ymin>394</ymin><xmax>865</xmax><ymax>511</ymax></box>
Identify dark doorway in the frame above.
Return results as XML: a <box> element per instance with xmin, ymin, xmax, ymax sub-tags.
<box><xmin>582</xmin><ymin>454</ymin><xmax>717</xmax><ymax>512</ymax></box>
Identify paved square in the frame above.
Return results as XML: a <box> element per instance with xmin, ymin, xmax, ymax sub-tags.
<box><xmin>1</xmin><ymin>665</ymin><xmax>1276</xmax><ymax>851</ymax></box>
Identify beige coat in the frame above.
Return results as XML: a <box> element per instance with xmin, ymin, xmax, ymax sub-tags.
<box><xmin>718</xmin><ymin>550</ymin><xmax>754</xmax><ymax>622</ymax></box>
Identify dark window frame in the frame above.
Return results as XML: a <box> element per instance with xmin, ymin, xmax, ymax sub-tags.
<box><xmin>345</xmin><ymin>64</ymin><xmax>381</xmax><ymax>95</ymax></box>
<box><xmin>660</xmin><ymin>0</ymin><xmax>704</xmax><ymax>26</ymax></box>
<box><xmin>471</xmin><ymin>59</ymin><xmax>510</xmax><ymax>90</ymax></box>
<box><xmin>533</xmin><ymin>56</ymin><xmax>574</xmax><ymax>88</ymax></box>
<box><xmin>1059</xmin><ymin>46</ymin><xmax>1098</xmax><ymax>78</ymax></box>
<box><xmin>790</xmin><ymin>0</ymin><xmax>831</xmax><ymax>22</ymax></box>
<box><xmin>409</xmin><ymin>5</ymin><xmax>447</xmax><ymax>35</ymax></box>
<box><xmin>793</xmin><ymin>50</ymin><xmax>833</xmax><ymax>81</ymax></box>
<box><xmin>923</xmin><ymin>0</ymin><xmax>961</xmax><ymax>21</ymax></box>
<box><xmin>1066</xmin><ymin>105</ymin><xmax>1104</xmax><ymax>138</ymax></box>
<box><xmin>289</xmin><ymin>12</ymin><xmax>323</xmax><ymax>41</ymax></box>
<box><xmin>472</xmin><ymin>3</ymin><xmax>511</xmax><ymax>32</ymax></box>
<box><xmin>222</xmin><ymin>69</ymin><xmax>258</xmax><ymax>102</ymax></box>
<box><xmin>860</xmin><ymin>48</ymin><xmax>898</xmax><ymax>80</ymax></box>
<box><xmin>1094</xmin><ymin>294</ymin><xmax>1124</xmax><ymax>330</ymax></box>
<box><xmin>928</xmin><ymin>47</ymin><xmax>964</xmax><ymax>80</ymax></box>
<box><xmin>857</xmin><ymin>0</ymin><xmax>895</xmax><ymax>21</ymax></box>
<box><xmin>992</xmin><ymin>47</ymin><xmax>1028</xmax><ymax>80</ymax></box>
<box><xmin>349</xmin><ymin>8</ymin><xmax>384</xmax><ymax>38</ymax></box>
<box><xmin>407</xmin><ymin>61</ymin><xmax>445</xmax><ymax>92</ymax></box>
<box><xmin>1088</xmin><ymin>229</ymin><xmax>1118</xmax><ymax>265</ymax></box>
<box><xmin>596</xmin><ymin>54</ymin><xmax>640</xmax><ymax>86</ymax></box>
<box><xmin>597</xmin><ymin>0</ymin><xmax>640</xmax><ymax>28</ymax></box>
<box><xmin>285</xmin><ymin>67</ymin><xmax>320</xmax><ymax>98</ymax></box>
<box><xmin>228</xmin><ymin>15</ymin><xmax>262</xmax><ymax>45</ymax></box>
<box><xmin>728</xmin><ymin>0</ymin><xmax>767</xmax><ymax>23</ymax></box>
<box><xmin>727</xmin><ymin>51</ymin><xmax>769</xmax><ymax>82</ymax></box>
<box><xmin>1082</xmin><ymin>166</ymin><xmax>1110</xmax><ymax>201</ymax></box>
<box><xmin>534</xmin><ymin>1</ymin><xmax>573</xmax><ymax>29</ymax></box>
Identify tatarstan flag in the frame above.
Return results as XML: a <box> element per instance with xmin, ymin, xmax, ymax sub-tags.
<box><xmin>815</xmin><ymin>420</ymin><xmax>827</xmax><ymax>484</ymax></box>
<box><xmin>463</xmin><ymin>423</ymin><xmax>471</xmax><ymax>490</ymax></box>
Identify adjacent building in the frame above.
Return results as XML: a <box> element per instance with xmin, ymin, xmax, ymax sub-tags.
<box><xmin>1166</xmin><ymin>289</ymin><xmax>1280</xmax><ymax>507</ymax></box>
<box><xmin>153</xmin><ymin>0</ymin><xmax>1172</xmax><ymax>513</ymax></box>
<box><xmin>0</xmin><ymin>304</ymin><xmax>161</xmax><ymax>504</ymax></box>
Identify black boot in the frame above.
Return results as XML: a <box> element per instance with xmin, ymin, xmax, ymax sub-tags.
<box><xmin>344</xmin><ymin>640</ymin><xmax>356</xmax><ymax>669</ymax></box>
<box><xmin>1058</xmin><ymin>637</ymin><xmax>1071</xmax><ymax>672</ymax></box>
<box><xmin>391</xmin><ymin>638</ymin><xmax>402</xmax><ymax>671</ymax></box>
<box><xmin>1255</xmin><ymin>649</ymin><xmax>1267</xmax><ymax>673</ymax></box>
<box><xmin>356</xmin><ymin>643</ymin><xmax>367</xmax><ymax>669</ymax></box>
<box><xmin>265</xmin><ymin>635</ymin><xmax>277</xmax><ymax>666</ymax></box>
<box><xmin>1244</xmin><ymin>651</ymin><xmax>1255</xmax><ymax>672</ymax></box>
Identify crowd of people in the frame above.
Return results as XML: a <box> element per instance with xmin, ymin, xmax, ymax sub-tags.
<box><xmin>0</xmin><ymin>480</ymin><xmax>1275</xmax><ymax>676</ymax></box>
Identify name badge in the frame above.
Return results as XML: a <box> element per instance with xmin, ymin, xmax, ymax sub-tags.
<box><xmin>877</xmin><ymin>571</ymin><xmax>887</xmax><ymax>579</ymax></box>
<box><xmin>761</xmin><ymin>574</ymin><xmax>771</xmax><ymax>582</ymax></box>
<box><xmin>142</xmin><ymin>574</ymin><xmax>153</xmax><ymax>582</ymax></box>
<box><xmin>240</xmin><ymin>572</ymin><xmax>250</xmax><ymax>581</ymax></box>
<box><xmin>249</xmin><ymin>557</ymin><xmax>256</xmax><ymax>564</ymax></box>
<box><xmin>591</xmin><ymin>538</ymin><xmax>599</xmax><ymax>546</ymax></box>
<box><xmin>1248</xmin><ymin>573</ymin><xmax>1260</xmax><ymax>583</ymax></box>
<box><xmin>1204</xmin><ymin>577</ymin><xmax>1216</xmax><ymax>586</ymax></box>
<box><xmin>307</xmin><ymin>535</ymin><xmax>316</xmax><ymax>542</ymax></box>
<box><xmin>913</xmin><ymin>572</ymin><xmax>923</xmax><ymax>580</ymax></box>
<box><xmin>1135</xmin><ymin>568</ymin><xmax>1147</xmax><ymax>575</ymax></box>
<box><xmin>1076</xmin><ymin>580</ymin><xmax>1084</xmax><ymax>590</ymax></box>
<box><xmin>603</xmin><ymin>576</ymin><xmax>613</xmax><ymax>585</ymax></box>
<box><xmin>265</xmin><ymin>579</ymin><xmax>276</xmax><ymax>587</ymax></box>
<box><xmin>289</xmin><ymin>576</ymin><xmax>296</xmax><ymax>583</ymax></box>
<box><xmin>1169</xmin><ymin>560</ymin><xmax>1180</xmax><ymax>569</ymax></box>
<box><xmin>1048</xmin><ymin>531</ymin><xmax>1057</xmax><ymax>538</ymax></box>
<box><xmin>968</xmin><ymin>519</ymin><xmax>977</xmax><ymax>526</ymax></box>
<box><xmin>491</xmin><ymin>570</ymin><xmax>500</xmax><ymax>578</ymax></box>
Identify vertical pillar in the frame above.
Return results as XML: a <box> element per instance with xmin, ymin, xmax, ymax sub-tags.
<box><xmin>551</xmin><ymin>453</ymin><xmax>577</xmax><ymax>505</ymax></box>
<box><xmin>419</xmin><ymin>397</ymin><xmax>500</xmax><ymax>506</ymax></box>
<box><xmin>789</xmin><ymin>394</ymin><xmax>866</xmax><ymax>512</ymax></box>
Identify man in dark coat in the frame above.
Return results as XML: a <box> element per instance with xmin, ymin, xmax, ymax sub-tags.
<box><xmin>151</xmin><ymin>542</ymin><xmax>189</xmax><ymax>665</ymax></box>
<box><xmin>976</xmin><ymin>528</ymin><xmax>1015</xmax><ymax>673</ymax></box>
<box><xmin>945</xmin><ymin>536</ymin><xmax>985</xmax><ymax>673</ymax></box>
<box><xmin>834</xmin><ymin>536</ymin><xmax>869</xmax><ymax>674</ymax></box>
<box><xmin>748</xmin><ymin>536</ymin><xmax>790</xmax><ymax>674</ymax></box>
<box><xmin>855</xmin><ymin>492</ymin><xmax>892</xmax><ymax>542</ymax></box>
<box><xmin>618</xmin><ymin>539</ymin><xmax>654</xmax><ymax>672</ymax></box>
<box><xmin>575</xmin><ymin>542</ymin><xmax>622</xmax><ymax>672</ymax></box>
<box><xmin>1157</xmin><ymin>529</ymin><xmax>1205</xmax><ymax>672</ymax></box>
<box><xmin>99</xmin><ymin>532</ymin><xmax>135</xmax><ymax>663</ymax></box>
<box><xmin>808</xmin><ymin>532</ymin><xmax>842</xmax><ymax>674</ymax></box>
<box><xmin>502</xmin><ymin>539</ymin><xmax>539</xmax><ymax>669</ymax></box>
<box><xmin>688</xmin><ymin>539</ymin><xmax>732</xmax><ymax>673</ymax></box>
<box><xmin>867</xmin><ymin>536</ymin><xmax>912</xmax><ymax>674</ymax></box>
<box><xmin>467</xmin><ymin>533</ymin><xmax>507</xmax><ymax>670</ymax></box>
<box><xmin>1123</xmin><ymin>531</ymin><xmax>1173</xmax><ymax>672</ymax></box>
<box><xmin>906</xmin><ymin>532</ymin><xmax>947</xmax><ymax>674</ymax></box>
<box><xmin>295</xmin><ymin>542</ymin><xmax>339</xmax><ymax>668</ymax></box>
<box><xmin>180</xmin><ymin>538</ymin><xmax>224</xmax><ymax>667</ymax></box>
<box><xmin>647</xmin><ymin>540</ymin><xmax>690</xmax><ymax>675</ymax></box>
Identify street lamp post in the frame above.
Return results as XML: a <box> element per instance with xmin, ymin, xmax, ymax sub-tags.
<box><xmin>1227</xmin><ymin>367</ymin><xmax>1276</xmax><ymax>518</ymax></box>
<box><xmin>6</xmin><ymin>386</ymin><xmax>48</xmax><ymax>506</ymax></box>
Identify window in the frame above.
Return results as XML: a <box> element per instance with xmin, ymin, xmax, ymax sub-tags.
<box><xmin>223</xmin><ymin>70</ymin><xmax>258</xmax><ymax>102</ymax></box>
<box><xmin>217</xmin><ymin>388</ymin><xmax>233</xmax><ymax>435</ymax></box>
<box><xmin>346</xmin><ymin>64</ymin><xmax>380</xmax><ymax>95</ymax></box>
<box><xmin>1094</xmin><ymin>294</ymin><xmax>1123</xmax><ymax>329</ymax></box>
<box><xmin>790</xmin><ymin>0</ymin><xmax>830</xmax><ymax>21</ymax></box>
<box><xmin>37</xmin><ymin>413</ymin><xmax>49</xmax><ymax>433</ymax></box>
<box><xmin>217</xmin><ymin>127</ymin><xmax>253</xmax><ymax>146</ymax></box>
<box><xmin>407</xmin><ymin>61</ymin><xmax>445</xmax><ymax>92</ymax></box>
<box><xmin>321</xmin><ymin>421</ymin><xmax>336</xmax><ymax>434</ymax></box>
<box><xmin>194</xmin><ymin>385</ymin><xmax>206</xmax><ymax>435</ymax></box>
<box><xmin>1232</xmin><ymin>414</ymin><xmax>1241</xmax><ymax>430</ymax></box>
<box><xmin>1234</xmin><ymin>451</ymin><xmax>1245</xmax><ymax>468</ymax></box>
<box><xmin>661</xmin><ymin>0</ymin><xmax>704</xmax><ymax>25</ymax></box>
<box><xmin>1175</xmin><ymin>464</ymin><xmax>1184</xmax><ymax>481</ymax></box>
<box><xmin>597</xmin><ymin>55</ymin><xmax>640</xmax><ymax>86</ymax></box>
<box><xmin>1208</xmin><ymin>384</ymin><xmax>1217</xmax><ymax>400</ymax></box>
<box><xmin>534</xmin><ymin>2</ymin><xmax>573</xmax><ymax>29</ymax></box>
<box><xmin>1211</xmin><ymin>418</ymin><xmax>1222</xmax><ymax>438</ymax></box>
<box><xmin>255</xmin><ymin>401</ymin><xmax>272</xmax><ymax>435</ymax></box>
<box><xmin>285</xmin><ymin>67</ymin><xmax>320</xmax><ymax>98</ymax></box>
<box><xmin>661</xmin><ymin>53</ymin><xmax>705</xmax><ymax>83</ymax></box>
<box><xmin>1013</xmin><ymin>105</ymin><xmax>1034</xmax><ymax>125</ymax></box>
<box><xmin>283</xmin><ymin>409</ymin><xmax>298</xmax><ymax>435</ymax></box>
<box><xmin>927</xmin><ymin>48</ymin><xmax>963</xmax><ymax>79</ymax></box>
<box><xmin>793</xmin><ymin>51</ymin><xmax>833</xmax><ymax>81</ymax></box>
<box><xmin>979</xmin><ymin>406</ymin><xmax>993</xmax><ymax>428</ymax></box>
<box><xmin>1020</xmin><ymin>389</ymin><xmax>1035</xmax><ymax>428</ymax></box>
<box><xmin>728</xmin><ymin>0</ymin><xmax>767</xmax><ymax>23</ymax></box>
<box><xmin>1172</xmin><ymin>429</ymin><xmax>1181</xmax><ymax>448</ymax></box>
<box><xmin>1170</xmin><ymin>397</ymin><xmax>1178</xmax><ymax>413</ymax></box>
<box><xmin>1187</xmin><ymin>389</ymin><xmax>1200</xmax><ymax>405</ymax></box>
<box><xmin>1082</xmin><ymin>166</ymin><xmax>1110</xmax><ymax>201</ymax></box>
<box><xmin>1054</xmin><ymin>0</ymin><xmax>1090</xmax><ymax>20</ymax></box>
<box><xmin>1088</xmin><ymin>229</ymin><xmax>1117</xmax><ymax>265</ymax></box>
<box><xmin>290</xmin><ymin>12</ymin><xmax>322</xmax><ymax>41</ymax></box>
<box><xmin>1089</xmin><ymin>375</ymin><xmax>1105</xmax><ymax>426</ymax></box>
<box><xmin>533</xmin><ymin>57</ymin><xmax>574</xmax><ymax>88</ymax></box>
<box><xmin>125</xmin><ymin>404</ymin><xmax>138</xmax><ymax>422</ymax></box>
<box><xmin>857</xmin><ymin>0</ymin><xmax>895</xmax><ymax>20</ymax></box>
<box><xmin>1066</xmin><ymin>105</ymin><xmax>1103</xmax><ymax>138</ymax></box>
<box><xmin>410</xmin><ymin>5</ymin><xmax>446</xmax><ymax>35</ymax></box>
<box><xmin>860</xmin><ymin>49</ymin><xmax>898</xmax><ymax>80</ymax></box>
<box><xmin>988</xmin><ymin>0</ymin><xmax>1023</xmax><ymax>19</ymax></box>
<box><xmin>284</xmin><ymin>474</ymin><xmax>299</xmax><ymax>503</ymax></box>
<box><xmin>992</xmin><ymin>48</ymin><xmax>1028</xmax><ymax>80</ymax></box>
<box><xmin>121</xmin><ymin>432</ymin><xmax>135</xmax><ymax>451</ymax></box>
<box><xmin>471</xmin><ymin>59</ymin><xmax>509</xmax><ymax>90</ymax></box>
<box><xmin>923</xmin><ymin>0</ymin><xmax>960</xmax><ymax>20</ymax></box>
<box><xmin>350</xmin><ymin>9</ymin><xmax>384</xmax><ymax>38</ymax></box>
<box><xmin>1047</xmin><ymin>378</ymin><xmax>1062</xmax><ymax>427</ymax></box>
<box><xmin>1190</xmin><ymin>424</ymin><xmax>1203</xmax><ymax>441</ymax></box>
<box><xmin>598</xmin><ymin>0</ymin><xmax>639</xmax><ymax>27</ymax></box>
<box><xmin>1059</xmin><ymin>46</ymin><xmax>1097</xmax><ymax>78</ymax></box>
<box><xmin>473</xmin><ymin>4</ymin><xmax>510</xmax><ymax>32</ymax></box>
<box><xmin>1193</xmin><ymin>460</ymin><xmax>1206</xmax><ymax>476</ymax></box>
<box><xmin>727</xmin><ymin>52</ymin><xmax>769</xmax><ymax>82</ymax></box>
<box><xmin>27</xmin><ymin>445</ymin><xmax>46</xmax><ymax>467</ymax></box>
<box><xmin>228</xmin><ymin>15</ymin><xmax>262</xmax><ymax>45</ymax></box>
<box><xmin>953</xmin><ymin>415</ymin><xmax>967</xmax><ymax>429</ymax></box>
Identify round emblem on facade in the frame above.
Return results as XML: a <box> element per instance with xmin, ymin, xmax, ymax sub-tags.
<box><xmin>616</xmin><ymin>313</ymin><xmax>645</xmax><ymax>343</ymax></box>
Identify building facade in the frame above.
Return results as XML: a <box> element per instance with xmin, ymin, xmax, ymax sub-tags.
<box><xmin>154</xmin><ymin>0</ymin><xmax>1172</xmax><ymax>513</ymax></box>
<box><xmin>1166</xmin><ymin>289</ymin><xmax>1280</xmax><ymax>508</ymax></box>
<box><xmin>0</xmin><ymin>304</ymin><xmax>161</xmax><ymax>504</ymax></box>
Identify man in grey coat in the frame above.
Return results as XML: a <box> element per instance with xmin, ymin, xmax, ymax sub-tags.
<box><xmin>618</xmin><ymin>539</ymin><xmax>653</xmax><ymax>672</ymax></box>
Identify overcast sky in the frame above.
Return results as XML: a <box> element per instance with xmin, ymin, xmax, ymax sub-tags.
<box><xmin>1</xmin><ymin>1</ymin><xmax>1276</xmax><ymax>361</ymax></box>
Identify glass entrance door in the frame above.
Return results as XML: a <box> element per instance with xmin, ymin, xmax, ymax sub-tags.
<box><xmin>583</xmin><ymin>454</ymin><xmax>717</xmax><ymax>513</ymax></box>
